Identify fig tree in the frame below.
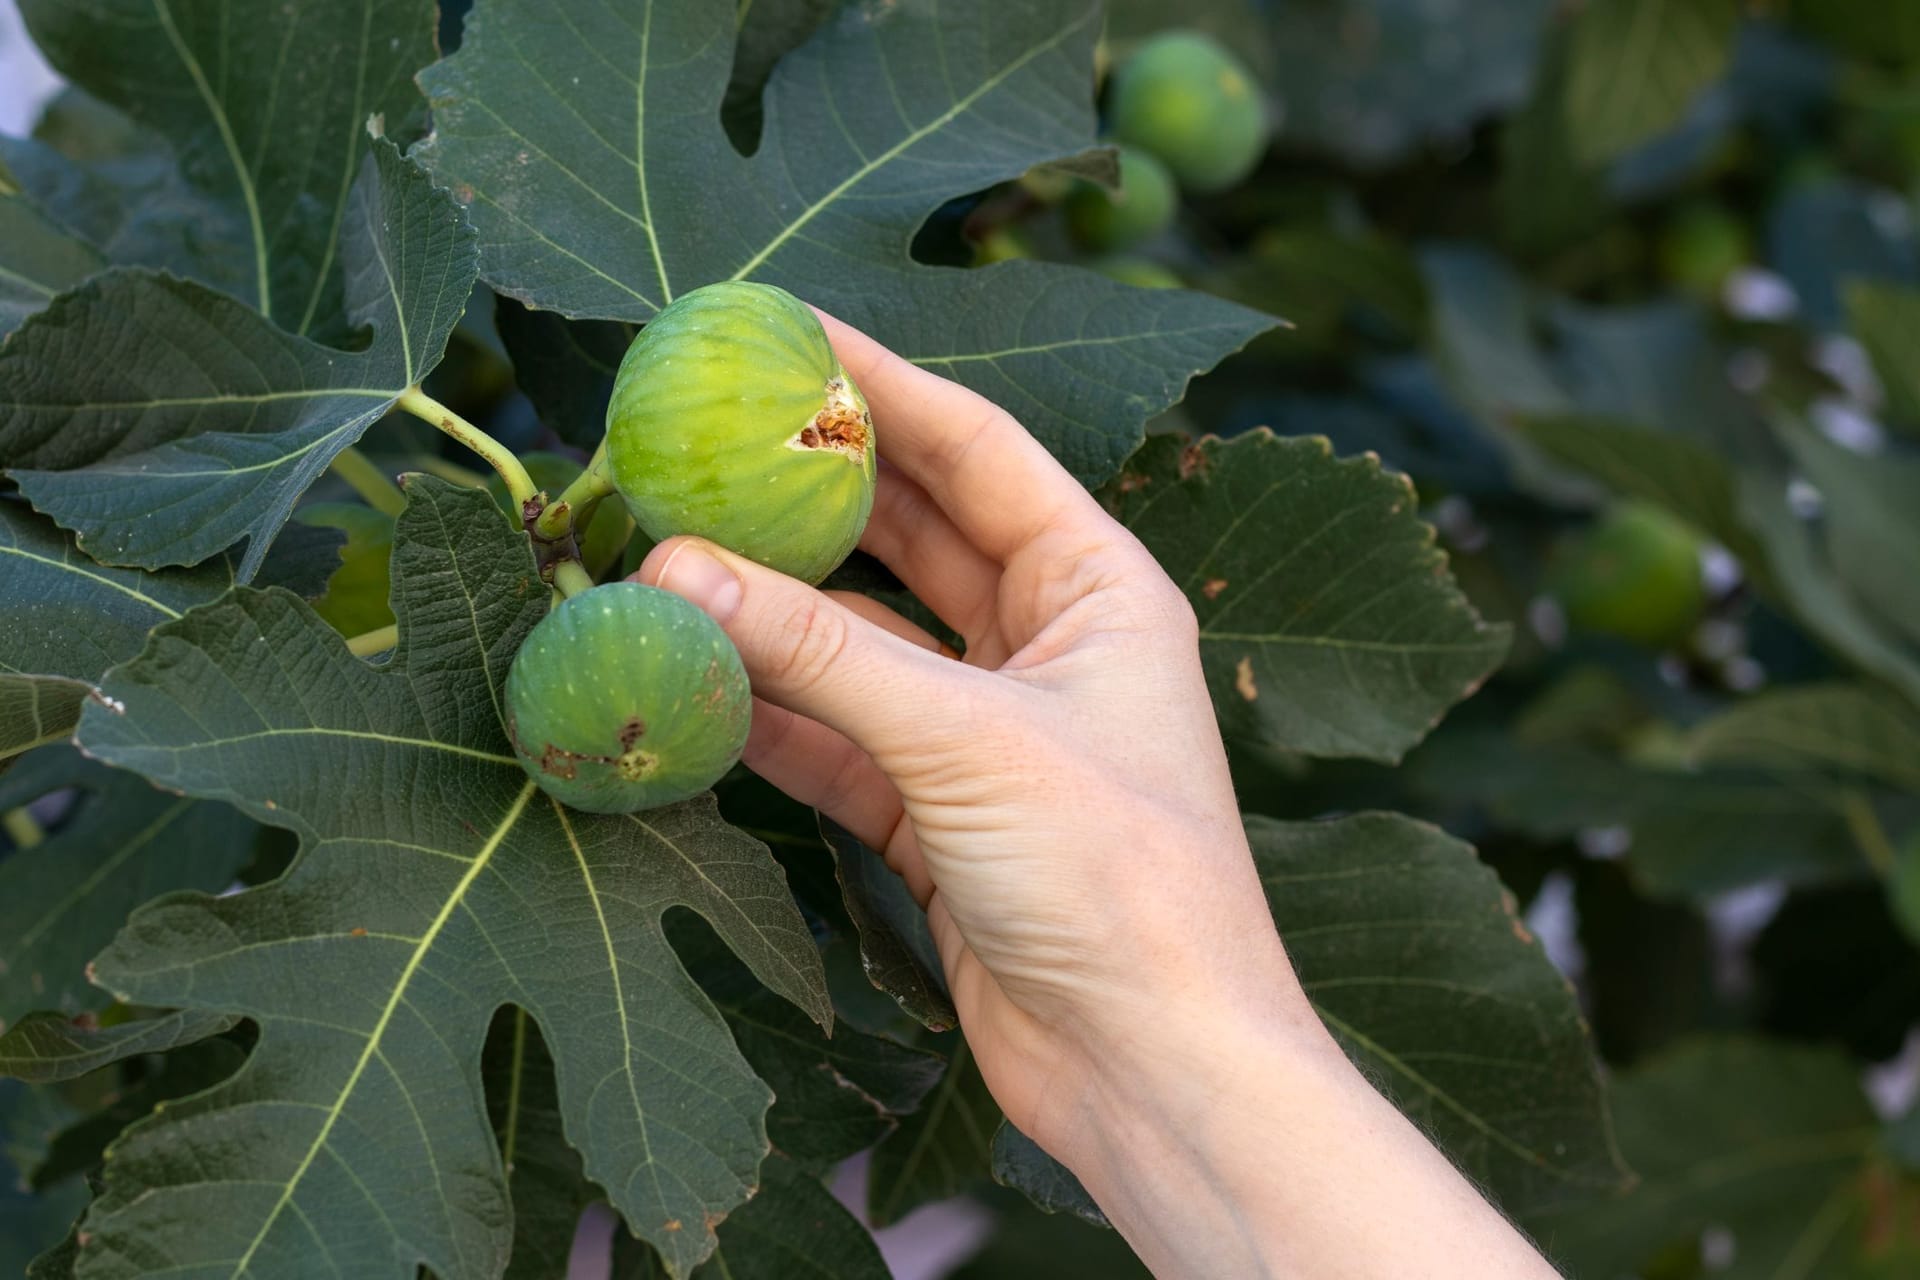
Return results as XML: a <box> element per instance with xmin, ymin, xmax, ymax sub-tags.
<box><xmin>505</xmin><ymin>582</ymin><xmax>751</xmax><ymax>813</ymax></box>
<box><xmin>1066</xmin><ymin>145</ymin><xmax>1178</xmax><ymax>252</ymax></box>
<box><xmin>1547</xmin><ymin>501</ymin><xmax>1707</xmax><ymax>649</ymax></box>
<box><xmin>1109</xmin><ymin>31</ymin><xmax>1269</xmax><ymax>194</ymax></box>
<box><xmin>605</xmin><ymin>282</ymin><xmax>876</xmax><ymax>585</ymax></box>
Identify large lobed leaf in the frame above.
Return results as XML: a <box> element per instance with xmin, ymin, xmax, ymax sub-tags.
<box><xmin>1104</xmin><ymin>432</ymin><xmax>1510</xmax><ymax>764</ymax></box>
<box><xmin>1250</xmin><ymin>812</ymin><xmax>1627</xmax><ymax>1214</ymax></box>
<box><xmin>416</xmin><ymin>0</ymin><xmax>1272</xmax><ymax>486</ymax></box>
<box><xmin>0</xmin><ymin>139</ymin><xmax>475</xmax><ymax>580</ymax></box>
<box><xmin>69</xmin><ymin>479</ymin><xmax>827</xmax><ymax>1277</ymax></box>
<box><xmin>16</xmin><ymin>0</ymin><xmax>438</xmax><ymax>337</ymax></box>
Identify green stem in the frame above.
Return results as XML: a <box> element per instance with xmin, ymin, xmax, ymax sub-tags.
<box><xmin>532</xmin><ymin>444</ymin><xmax>616</xmax><ymax>541</ymax></box>
<box><xmin>328</xmin><ymin>446</ymin><xmax>406</xmax><ymax>517</ymax></box>
<box><xmin>1841</xmin><ymin>789</ymin><xmax>1898</xmax><ymax>876</ymax></box>
<box><xmin>346</xmin><ymin>623</ymin><xmax>400</xmax><ymax>657</ymax></box>
<box><xmin>552</xmin><ymin>559</ymin><xmax>597</xmax><ymax>600</ymax></box>
<box><xmin>395</xmin><ymin>388</ymin><xmax>538</xmax><ymax>507</ymax></box>
<box><xmin>3</xmin><ymin>807</ymin><xmax>44</xmax><ymax>849</ymax></box>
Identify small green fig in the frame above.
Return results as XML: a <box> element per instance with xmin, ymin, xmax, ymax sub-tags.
<box><xmin>1547</xmin><ymin>501</ymin><xmax>1706</xmax><ymax>649</ymax></box>
<box><xmin>1109</xmin><ymin>31</ymin><xmax>1269</xmax><ymax>194</ymax></box>
<box><xmin>505</xmin><ymin>582</ymin><xmax>751</xmax><ymax>813</ymax></box>
<box><xmin>1065</xmin><ymin>146</ymin><xmax>1178</xmax><ymax>252</ymax></box>
<box><xmin>605</xmin><ymin>282</ymin><xmax>876</xmax><ymax>585</ymax></box>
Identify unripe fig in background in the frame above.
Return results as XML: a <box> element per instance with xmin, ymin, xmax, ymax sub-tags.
<box><xmin>505</xmin><ymin>582</ymin><xmax>751</xmax><ymax>813</ymax></box>
<box><xmin>1108</xmin><ymin>31</ymin><xmax>1270</xmax><ymax>194</ymax></box>
<box><xmin>605</xmin><ymin>282</ymin><xmax>876</xmax><ymax>585</ymax></box>
<box><xmin>1065</xmin><ymin>145</ymin><xmax>1179</xmax><ymax>252</ymax></box>
<box><xmin>972</xmin><ymin>225</ymin><xmax>1038</xmax><ymax>265</ymax></box>
<box><xmin>1546</xmin><ymin>501</ymin><xmax>1707</xmax><ymax>649</ymax></box>
<box><xmin>1657</xmin><ymin>201</ymin><xmax>1751</xmax><ymax>295</ymax></box>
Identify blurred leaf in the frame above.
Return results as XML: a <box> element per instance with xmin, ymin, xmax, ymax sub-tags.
<box><xmin>0</xmin><ymin>501</ymin><xmax>232</xmax><ymax>763</ymax></box>
<box><xmin>416</xmin><ymin>0</ymin><xmax>1272</xmax><ymax>487</ymax></box>
<box><xmin>1767</xmin><ymin>180</ymin><xmax>1919</xmax><ymax>332</ymax></box>
<box><xmin>1687</xmin><ymin>683</ymin><xmax>1920</xmax><ymax>792</ymax></box>
<box><xmin>1105</xmin><ymin>432</ymin><xmax>1510</xmax><ymax>763</ymax></box>
<box><xmin>33</xmin><ymin>1037</ymin><xmax>247</xmax><ymax>1192</ymax></box>
<box><xmin>991</xmin><ymin>1124</ymin><xmax>1105</xmax><ymax>1227</ymax></box>
<box><xmin>724</xmin><ymin>0</ymin><xmax>838</xmax><ymax>151</ymax></box>
<box><xmin>1205</xmin><ymin>228</ymin><xmax>1426</xmax><ymax>354</ymax></box>
<box><xmin>1512</xmin><ymin>415</ymin><xmax>1768</xmax><ymax>574</ymax></box>
<box><xmin>1526</xmin><ymin>1039</ymin><xmax>1878</xmax><ymax>1279</ymax></box>
<box><xmin>821</xmin><ymin>819</ymin><xmax>954</xmax><ymax>1032</ymax></box>
<box><xmin>867</xmin><ymin>1036</ymin><xmax>998</xmax><ymax>1226</ymax></box>
<box><xmin>0</xmin><ymin>142</ymin><xmax>476</xmax><ymax>580</ymax></box>
<box><xmin>947</xmin><ymin>1199</ymin><xmax>1149</xmax><ymax>1280</ymax></box>
<box><xmin>1743</xmin><ymin>475</ymin><xmax>1920</xmax><ymax>708</ymax></box>
<box><xmin>0</xmin><ymin>189</ymin><xmax>102</xmax><ymax>338</ymax></box>
<box><xmin>1270</xmin><ymin>0</ymin><xmax>1554</xmax><ymax>166</ymax></box>
<box><xmin>1754</xmin><ymin>885</ymin><xmax>1920</xmax><ymax>1063</ymax></box>
<box><xmin>16</xmin><ymin>0</ymin><xmax>437</xmax><ymax>336</ymax></box>
<box><xmin>0</xmin><ymin>1009</ymin><xmax>238</xmax><ymax>1084</ymax></box>
<box><xmin>1777</xmin><ymin>423</ymin><xmax>1920</xmax><ymax>649</ymax></box>
<box><xmin>1790</xmin><ymin>0</ymin><xmax>1920</xmax><ymax>68</ymax></box>
<box><xmin>70</xmin><ymin>479</ymin><xmax>826</xmax><ymax>1276</ymax></box>
<box><xmin>0</xmin><ymin>746</ymin><xmax>256</xmax><ymax>1025</ymax></box>
<box><xmin>1562</xmin><ymin>0</ymin><xmax>1739</xmax><ymax>166</ymax></box>
<box><xmin>294</xmin><ymin>502</ymin><xmax>396</xmax><ymax>636</ymax></box>
<box><xmin>1250</xmin><ymin>812</ymin><xmax>1628</xmax><ymax>1213</ymax></box>
<box><xmin>492</xmin><ymin>299</ymin><xmax>634</xmax><ymax>450</ymax></box>
<box><xmin>1574</xmin><ymin>860</ymin><xmax>1715</xmax><ymax>1067</ymax></box>
<box><xmin>0</xmin><ymin>1082</ymin><xmax>88</xmax><ymax>1280</ymax></box>
<box><xmin>1499</xmin><ymin>24</ymin><xmax>1610</xmax><ymax>257</ymax></box>
<box><xmin>1845</xmin><ymin>281</ymin><xmax>1920</xmax><ymax>438</ymax></box>
<box><xmin>1412</xmin><ymin>728</ymin><xmax>1866</xmax><ymax>897</ymax></box>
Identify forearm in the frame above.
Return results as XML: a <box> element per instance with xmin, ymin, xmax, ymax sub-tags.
<box><xmin>1059</xmin><ymin>1004</ymin><xmax>1562</xmax><ymax>1280</ymax></box>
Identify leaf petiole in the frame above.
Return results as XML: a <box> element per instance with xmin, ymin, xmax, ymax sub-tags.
<box><xmin>394</xmin><ymin>387</ymin><xmax>539</xmax><ymax>508</ymax></box>
<box><xmin>327</xmin><ymin>447</ymin><xmax>407</xmax><ymax>517</ymax></box>
<box><xmin>346</xmin><ymin>624</ymin><xmax>400</xmax><ymax>657</ymax></box>
<box><xmin>2</xmin><ymin>806</ymin><xmax>45</xmax><ymax>849</ymax></box>
<box><xmin>551</xmin><ymin>559</ymin><xmax>597</xmax><ymax>600</ymax></box>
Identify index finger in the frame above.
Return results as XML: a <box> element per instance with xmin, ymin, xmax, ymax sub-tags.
<box><xmin>816</xmin><ymin>308</ymin><xmax>1110</xmax><ymax>563</ymax></box>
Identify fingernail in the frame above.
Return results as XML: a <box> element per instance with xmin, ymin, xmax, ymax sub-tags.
<box><xmin>655</xmin><ymin>541</ymin><xmax>743</xmax><ymax>623</ymax></box>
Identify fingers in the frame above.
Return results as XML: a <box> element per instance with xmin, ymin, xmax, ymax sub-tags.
<box><xmin>816</xmin><ymin>309</ymin><xmax>1113</xmax><ymax>563</ymax></box>
<box><xmin>635</xmin><ymin>536</ymin><xmax>978</xmax><ymax>761</ymax></box>
<box><xmin>858</xmin><ymin>465</ymin><xmax>1001</xmax><ymax>644</ymax></box>
<box><xmin>826</xmin><ymin>587</ymin><xmax>955</xmax><ymax>657</ymax></box>
<box><xmin>741</xmin><ymin>699</ymin><xmax>903</xmax><ymax>850</ymax></box>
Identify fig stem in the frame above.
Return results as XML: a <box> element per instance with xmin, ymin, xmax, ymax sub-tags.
<box><xmin>395</xmin><ymin>387</ymin><xmax>539</xmax><ymax>507</ymax></box>
<box><xmin>327</xmin><ymin>446</ymin><xmax>406</xmax><ymax>517</ymax></box>
<box><xmin>1841</xmin><ymin>788</ymin><xmax>1897</xmax><ymax>875</ymax></box>
<box><xmin>401</xmin><ymin>453</ymin><xmax>491</xmax><ymax>489</ymax></box>
<box><xmin>532</xmin><ymin>445</ymin><xmax>616</xmax><ymax>541</ymax></box>
<box><xmin>552</xmin><ymin>558</ymin><xmax>597</xmax><ymax>600</ymax></box>
<box><xmin>346</xmin><ymin>624</ymin><xmax>400</xmax><ymax>657</ymax></box>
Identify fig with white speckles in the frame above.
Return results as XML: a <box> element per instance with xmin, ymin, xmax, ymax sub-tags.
<box><xmin>504</xmin><ymin>583</ymin><xmax>750</xmax><ymax>812</ymax></box>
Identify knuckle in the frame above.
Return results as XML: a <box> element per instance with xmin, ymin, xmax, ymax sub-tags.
<box><xmin>768</xmin><ymin>596</ymin><xmax>852</xmax><ymax>693</ymax></box>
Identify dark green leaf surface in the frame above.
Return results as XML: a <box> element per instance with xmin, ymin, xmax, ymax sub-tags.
<box><xmin>1687</xmin><ymin>683</ymin><xmax>1920</xmax><ymax>792</ymax></box>
<box><xmin>491</xmin><ymin>299</ymin><xmax>633</xmax><ymax>450</ymax></box>
<box><xmin>70</xmin><ymin>480</ymin><xmax>827</xmax><ymax>1276</ymax></box>
<box><xmin>1105</xmin><ymin>433</ymin><xmax>1510</xmax><ymax>763</ymax></box>
<box><xmin>991</xmin><ymin>1124</ymin><xmax>1105</xmax><ymax>1227</ymax></box>
<box><xmin>1845</xmin><ymin>281</ymin><xmax>1920</xmax><ymax>438</ymax></box>
<box><xmin>1526</xmin><ymin>1038</ymin><xmax>1878</xmax><ymax>1279</ymax></box>
<box><xmin>416</xmin><ymin>0</ymin><xmax>1272</xmax><ymax>486</ymax></box>
<box><xmin>1562</xmin><ymin>0</ymin><xmax>1740</xmax><ymax>166</ymax></box>
<box><xmin>17</xmin><ymin>0</ymin><xmax>437</xmax><ymax>335</ymax></box>
<box><xmin>482</xmin><ymin>1009</ymin><xmax>598</xmax><ymax>1280</ymax></box>
<box><xmin>0</xmin><ymin>142</ymin><xmax>476</xmax><ymax>579</ymax></box>
<box><xmin>1250</xmin><ymin>813</ymin><xmax>1627</xmax><ymax>1213</ymax></box>
<box><xmin>0</xmin><ymin>1009</ymin><xmax>239</xmax><ymax>1084</ymax></box>
<box><xmin>822</xmin><ymin>819</ymin><xmax>954</xmax><ymax>1031</ymax></box>
<box><xmin>0</xmin><ymin>747</ymin><xmax>255</xmax><ymax>1026</ymax></box>
<box><xmin>0</xmin><ymin>1082</ymin><xmax>89</xmax><ymax>1280</ymax></box>
<box><xmin>0</xmin><ymin>501</ymin><xmax>232</xmax><ymax>762</ymax></box>
<box><xmin>34</xmin><ymin>1037</ymin><xmax>247</xmax><ymax>1192</ymax></box>
<box><xmin>866</xmin><ymin>1037</ymin><xmax>998</xmax><ymax>1226</ymax></box>
<box><xmin>1777</xmin><ymin>422</ymin><xmax>1920</xmax><ymax>649</ymax></box>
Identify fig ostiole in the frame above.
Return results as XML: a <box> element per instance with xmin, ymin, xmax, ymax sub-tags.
<box><xmin>504</xmin><ymin>582</ymin><xmax>751</xmax><ymax>813</ymax></box>
<box><xmin>605</xmin><ymin>281</ymin><xmax>876</xmax><ymax>585</ymax></box>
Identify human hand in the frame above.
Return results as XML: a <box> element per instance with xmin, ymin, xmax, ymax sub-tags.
<box><xmin>637</xmin><ymin>313</ymin><xmax>1559</xmax><ymax>1279</ymax></box>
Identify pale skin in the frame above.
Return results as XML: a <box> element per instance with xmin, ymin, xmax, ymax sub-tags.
<box><xmin>634</xmin><ymin>313</ymin><xmax>1563</xmax><ymax>1280</ymax></box>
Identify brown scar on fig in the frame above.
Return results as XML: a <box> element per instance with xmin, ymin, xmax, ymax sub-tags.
<box><xmin>790</xmin><ymin>377</ymin><xmax>871</xmax><ymax>460</ymax></box>
<box><xmin>618</xmin><ymin>716</ymin><xmax>647</xmax><ymax>749</ymax></box>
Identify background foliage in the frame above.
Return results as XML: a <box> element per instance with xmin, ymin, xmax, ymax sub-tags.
<box><xmin>2</xmin><ymin>0</ymin><xmax>1920</xmax><ymax>1277</ymax></box>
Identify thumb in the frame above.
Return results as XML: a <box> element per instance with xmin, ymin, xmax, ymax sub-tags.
<box><xmin>634</xmin><ymin>536</ymin><xmax>960</xmax><ymax>756</ymax></box>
